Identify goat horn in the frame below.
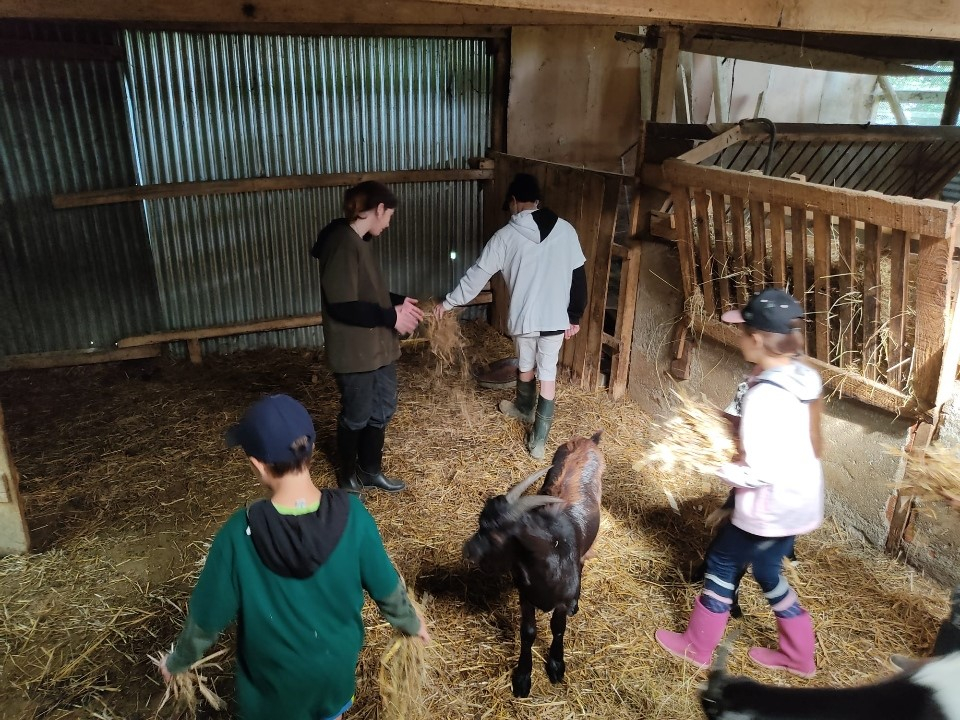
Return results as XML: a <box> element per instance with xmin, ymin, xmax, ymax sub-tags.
<box><xmin>505</xmin><ymin>466</ymin><xmax>551</xmax><ymax>504</ymax></box>
<box><xmin>512</xmin><ymin>495</ymin><xmax>565</xmax><ymax>514</ymax></box>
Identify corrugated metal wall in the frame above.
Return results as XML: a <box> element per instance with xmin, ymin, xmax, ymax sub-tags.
<box><xmin>0</xmin><ymin>26</ymin><xmax>492</xmax><ymax>356</ymax></box>
<box><xmin>0</xmin><ymin>22</ymin><xmax>160</xmax><ymax>355</ymax></box>
<box><xmin>122</xmin><ymin>31</ymin><xmax>492</xmax><ymax>352</ymax></box>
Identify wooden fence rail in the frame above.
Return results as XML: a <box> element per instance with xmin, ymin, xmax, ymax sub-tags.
<box><xmin>662</xmin><ymin>158</ymin><xmax>960</xmax><ymax>416</ymax></box>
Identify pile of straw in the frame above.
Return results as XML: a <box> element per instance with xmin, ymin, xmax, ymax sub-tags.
<box><xmin>0</xmin><ymin>319</ymin><xmax>953</xmax><ymax>720</ymax></box>
<box><xmin>893</xmin><ymin>445</ymin><xmax>960</xmax><ymax>512</ymax></box>
<box><xmin>636</xmin><ymin>389</ymin><xmax>736</xmax><ymax>475</ymax></box>
<box><xmin>377</xmin><ymin>595</ymin><xmax>435</xmax><ymax>720</ymax></box>
<box><xmin>148</xmin><ymin>647</ymin><xmax>228</xmax><ymax>717</ymax></box>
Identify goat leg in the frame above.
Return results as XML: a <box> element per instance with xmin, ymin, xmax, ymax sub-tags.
<box><xmin>546</xmin><ymin>605</ymin><xmax>567</xmax><ymax>684</ymax></box>
<box><xmin>512</xmin><ymin>600</ymin><xmax>537</xmax><ymax>698</ymax></box>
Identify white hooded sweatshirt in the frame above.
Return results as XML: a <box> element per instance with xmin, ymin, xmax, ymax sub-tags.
<box><xmin>443</xmin><ymin>208</ymin><xmax>586</xmax><ymax>336</ymax></box>
<box><xmin>716</xmin><ymin>360</ymin><xmax>825</xmax><ymax>537</ymax></box>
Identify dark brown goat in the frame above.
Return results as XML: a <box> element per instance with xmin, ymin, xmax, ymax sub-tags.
<box><xmin>463</xmin><ymin>432</ymin><xmax>604</xmax><ymax>697</ymax></box>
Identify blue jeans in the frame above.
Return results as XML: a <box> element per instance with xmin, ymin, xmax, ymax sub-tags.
<box><xmin>701</xmin><ymin>523</ymin><xmax>800</xmax><ymax>617</ymax></box>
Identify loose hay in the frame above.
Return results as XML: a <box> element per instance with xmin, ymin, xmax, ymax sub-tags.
<box><xmin>636</xmin><ymin>388</ymin><xmax>736</xmax><ymax>475</ymax></box>
<box><xmin>892</xmin><ymin>445</ymin><xmax>960</xmax><ymax>513</ymax></box>
<box><xmin>148</xmin><ymin>647</ymin><xmax>228</xmax><ymax>717</ymax></box>
<box><xmin>0</xmin><ymin>320</ymin><xmax>952</xmax><ymax>719</ymax></box>
<box><xmin>378</xmin><ymin>595</ymin><xmax>435</xmax><ymax>720</ymax></box>
<box><xmin>418</xmin><ymin>300</ymin><xmax>468</xmax><ymax>376</ymax></box>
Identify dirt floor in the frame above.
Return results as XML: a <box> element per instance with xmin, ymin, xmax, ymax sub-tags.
<box><xmin>0</xmin><ymin>320</ymin><xmax>951</xmax><ymax>719</ymax></box>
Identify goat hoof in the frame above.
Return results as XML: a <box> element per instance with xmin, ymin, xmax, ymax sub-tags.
<box><xmin>731</xmin><ymin>603</ymin><xmax>743</xmax><ymax>620</ymax></box>
<box><xmin>547</xmin><ymin>658</ymin><xmax>566</xmax><ymax>684</ymax></box>
<box><xmin>511</xmin><ymin>670</ymin><xmax>532</xmax><ymax>698</ymax></box>
<box><xmin>568</xmin><ymin>600</ymin><xmax>579</xmax><ymax>616</ymax></box>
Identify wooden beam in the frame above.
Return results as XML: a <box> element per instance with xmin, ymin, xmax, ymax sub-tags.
<box><xmin>943</xmin><ymin>63</ymin><xmax>960</xmax><ymax>126</ymax></box>
<box><xmin>677</xmin><ymin>122</ymin><xmax>960</xmax><ymax>144</ymax></box>
<box><xmin>0</xmin><ymin>38</ymin><xmax>124</xmax><ymax>62</ymax></box>
<box><xmin>0</xmin><ymin>402</ymin><xmax>30</xmax><ymax>554</ymax></box>
<box><xmin>53</xmin><ymin>168</ymin><xmax>494</xmax><ymax>210</ymax></box>
<box><xmin>653</xmin><ymin>27</ymin><xmax>681</xmax><ymax>123</ymax></box>
<box><xmin>695</xmin><ymin>318</ymin><xmax>931</xmax><ymax>420</ymax></box>
<box><xmin>409</xmin><ymin>0</ymin><xmax>960</xmax><ymax>41</ymax></box>
<box><xmin>878</xmin><ymin>76</ymin><xmax>909</xmax><ymax>125</ymax></box>
<box><xmin>0</xmin><ymin>1</ymin><xmax>642</xmax><ymax>27</ymax></box>
<box><xmin>661</xmin><ymin>159</ymin><xmax>956</xmax><ymax>236</ymax></box>
<box><xmin>676</xmin><ymin>126</ymin><xmax>742</xmax><ymax>165</ymax></box>
<box><xmin>119</xmin><ymin>315</ymin><xmax>325</xmax><ymax>348</ymax></box>
<box><xmin>489</xmin><ymin>35</ymin><xmax>511</xmax><ymax>155</ymax></box>
<box><xmin>0</xmin><ymin>345</ymin><xmax>160</xmax><ymax>372</ymax></box>
<box><xmin>684</xmin><ymin>37</ymin><xmax>951</xmax><ymax>76</ymax></box>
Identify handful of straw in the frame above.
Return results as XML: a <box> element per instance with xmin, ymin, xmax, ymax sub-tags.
<box><xmin>635</xmin><ymin>389</ymin><xmax>735</xmax><ymax>475</ymax></box>
<box><xmin>148</xmin><ymin>647</ymin><xmax>228</xmax><ymax>718</ymax></box>
<box><xmin>891</xmin><ymin>445</ymin><xmax>960</xmax><ymax>513</ymax></box>
<box><xmin>419</xmin><ymin>300</ymin><xmax>467</xmax><ymax>375</ymax></box>
<box><xmin>378</xmin><ymin>596</ymin><xmax>435</xmax><ymax>720</ymax></box>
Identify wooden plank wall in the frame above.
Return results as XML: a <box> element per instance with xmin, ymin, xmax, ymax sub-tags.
<box><xmin>663</xmin><ymin>159</ymin><xmax>959</xmax><ymax>416</ymax></box>
<box><xmin>485</xmin><ymin>153</ymin><xmax>630</xmax><ymax>393</ymax></box>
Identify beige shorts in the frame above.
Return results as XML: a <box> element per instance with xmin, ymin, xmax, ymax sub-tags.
<box><xmin>515</xmin><ymin>333</ymin><xmax>564</xmax><ymax>382</ymax></box>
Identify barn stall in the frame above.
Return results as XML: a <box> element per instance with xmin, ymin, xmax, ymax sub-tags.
<box><xmin>1</xmin><ymin>5</ymin><xmax>960</xmax><ymax>720</ymax></box>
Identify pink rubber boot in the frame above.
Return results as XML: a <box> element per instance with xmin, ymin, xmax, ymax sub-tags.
<box><xmin>748</xmin><ymin>609</ymin><xmax>817</xmax><ymax>678</ymax></box>
<box><xmin>656</xmin><ymin>597</ymin><xmax>730</xmax><ymax>669</ymax></box>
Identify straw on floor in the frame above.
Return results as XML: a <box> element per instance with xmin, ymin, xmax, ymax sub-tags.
<box><xmin>0</xmin><ymin>319</ymin><xmax>951</xmax><ymax>720</ymax></box>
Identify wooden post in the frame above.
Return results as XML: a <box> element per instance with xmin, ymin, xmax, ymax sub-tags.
<box><xmin>886</xmin><ymin>421</ymin><xmax>934</xmax><ymax>556</ymax></box>
<box><xmin>187</xmin><ymin>339</ymin><xmax>203</xmax><ymax>365</ymax></box>
<box><xmin>912</xmin><ymin>234</ymin><xmax>953</xmax><ymax>407</ymax></box>
<box><xmin>489</xmin><ymin>35</ymin><xmax>511</xmax><ymax>155</ymax></box>
<box><xmin>941</xmin><ymin>62</ymin><xmax>960</xmax><ymax>126</ymax></box>
<box><xmin>652</xmin><ymin>27</ymin><xmax>681</xmax><ymax>123</ymax></box>
<box><xmin>0</xmin><ymin>401</ymin><xmax>30</xmax><ymax>555</ymax></box>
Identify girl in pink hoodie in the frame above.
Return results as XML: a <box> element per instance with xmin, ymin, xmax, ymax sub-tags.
<box><xmin>656</xmin><ymin>288</ymin><xmax>824</xmax><ymax>678</ymax></box>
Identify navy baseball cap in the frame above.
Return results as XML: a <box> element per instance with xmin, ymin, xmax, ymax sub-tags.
<box><xmin>721</xmin><ymin>288</ymin><xmax>803</xmax><ymax>334</ymax></box>
<box><xmin>225</xmin><ymin>394</ymin><xmax>316</xmax><ymax>464</ymax></box>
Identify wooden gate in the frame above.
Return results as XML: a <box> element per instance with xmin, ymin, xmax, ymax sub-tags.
<box><xmin>483</xmin><ymin>153</ymin><xmax>640</xmax><ymax>399</ymax></box>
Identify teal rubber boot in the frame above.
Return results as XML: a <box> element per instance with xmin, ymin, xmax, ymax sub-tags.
<box><xmin>526</xmin><ymin>396</ymin><xmax>556</xmax><ymax>460</ymax></box>
<box><xmin>498</xmin><ymin>378</ymin><xmax>537</xmax><ymax>423</ymax></box>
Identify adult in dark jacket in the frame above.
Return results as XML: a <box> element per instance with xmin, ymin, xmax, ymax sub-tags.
<box><xmin>311</xmin><ymin>181</ymin><xmax>423</xmax><ymax>493</ymax></box>
<box><xmin>157</xmin><ymin>394</ymin><xmax>430</xmax><ymax>720</ymax></box>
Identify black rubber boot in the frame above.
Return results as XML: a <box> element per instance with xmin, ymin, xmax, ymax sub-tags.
<box><xmin>498</xmin><ymin>378</ymin><xmax>537</xmax><ymax>423</ymax></box>
<box><xmin>335</xmin><ymin>423</ymin><xmax>364</xmax><ymax>494</ymax></box>
<box><xmin>357</xmin><ymin>425</ymin><xmax>405</xmax><ymax>492</ymax></box>
<box><xmin>526</xmin><ymin>396</ymin><xmax>555</xmax><ymax>460</ymax></box>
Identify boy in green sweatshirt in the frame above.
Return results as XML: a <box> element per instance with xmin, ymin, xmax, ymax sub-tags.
<box><xmin>156</xmin><ymin>394</ymin><xmax>430</xmax><ymax>720</ymax></box>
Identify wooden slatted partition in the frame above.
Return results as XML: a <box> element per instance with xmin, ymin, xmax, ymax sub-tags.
<box><xmin>485</xmin><ymin>153</ymin><xmax>633</xmax><ymax>395</ymax></box>
<box><xmin>663</xmin><ymin>158</ymin><xmax>959</xmax><ymax>417</ymax></box>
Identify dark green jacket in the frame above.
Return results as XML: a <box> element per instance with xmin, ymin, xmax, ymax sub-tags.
<box><xmin>167</xmin><ymin>492</ymin><xmax>419</xmax><ymax>720</ymax></box>
<box><xmin>311</xmin><ymin>220</ymin><xmax>401</xmax><ymax>374</ymax></box>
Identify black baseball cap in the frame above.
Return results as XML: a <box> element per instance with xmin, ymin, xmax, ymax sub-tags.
<box><xmin>502</xmin><ymin>173</ymin><xmax>542</xmax><ymax>211</ymax></box>
<box><xmin>721</xmin><ymin>288</ymin><xmax>803</xmax><ymax>334</ymax></box>
<box><xmin>225</xmin><ymin>394</ymin><xmax>316</xmax><ymax>464</ymax></box>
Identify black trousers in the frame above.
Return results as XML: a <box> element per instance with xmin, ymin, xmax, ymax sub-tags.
<box><xmin>334</xmin><ymin>362</ymin><xmax>398</xmax><ymax>432</ymax></box>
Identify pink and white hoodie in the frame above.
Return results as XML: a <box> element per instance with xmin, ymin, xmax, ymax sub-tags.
<box><xmin>716</xmin><ymin>360</ymin><xmax>824</xmax><ymax>537</ymax></box>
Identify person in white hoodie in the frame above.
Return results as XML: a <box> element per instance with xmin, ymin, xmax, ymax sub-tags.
<box><xmin>656</xmin><ymin>288</ymin><xmax>824</xmax><ymax>678</ymax></box>
<box><xmin>433</xmin><ymin>173</ymin><xmax>586</xmax><ymax>459</ymax></box>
